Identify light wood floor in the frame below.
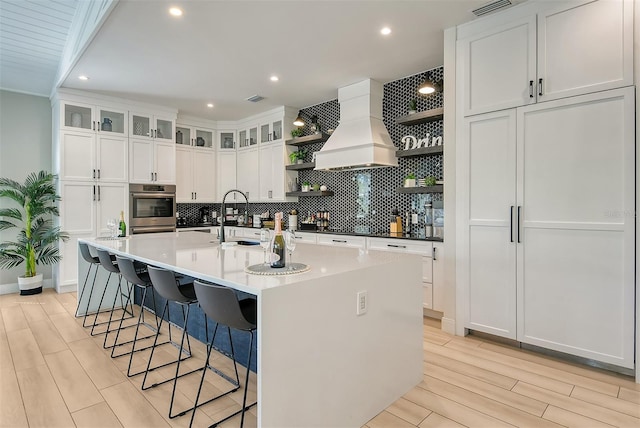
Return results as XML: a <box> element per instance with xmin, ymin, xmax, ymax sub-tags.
<box><xmin>1</xmin><ymin>289</ymin><xmax>638</xmax><ymax>428</ymax></box>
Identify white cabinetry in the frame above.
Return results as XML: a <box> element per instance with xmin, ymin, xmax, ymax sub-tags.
<box><xmin>259</xmin><ymin>142</ymin><xmax>286</xmax><ymax>201</ymax></box>
<box><xmin>129</xmin><ymin>110</ymin><xmax>176</xmax><ymax>184</ymax></box>
<box><xmin>217</xmin><ymin>151</ymin><xmax>238</xmax><ymax>202</ymax></box>
<box><xmin>367</xmin><ymin>238</ymin><xmax>441</xmax><ymax>312</ymax></box>
<box><xmin>176</xmin><ymin>146</ymin><xmax>216</xmax><ymax>202</ymax></box>
<box><xmin>457</xmin><ymin>0</ymin><xmax>632</xmax><ymax>116</ymax></box>
<box><xmin>292</xmin><ymin>231</ymin><xmax>317</xmax><ymax>244</ymax></box>
<box><xmin>129</xmin><ymin>111</ymin><xmax>174</xmax><ymax>142</ymax></box>
<box><xmin>129</xmin><ymin>139</ymin><xmax>175</xmax><ymax>184</ymax></box>
<box><xmin>57</xmin><ymin>181</ymin><xmax>127</xmax><ymax>288</ymax></box>
<box><xmin>236</xmin><ymin>147</ymin><xmax>259</xmax><ymax>201</ymax></box>
<box><xmin>317</xmin><ymin>234</ymin><xmax>366</xmax><ymax>249</ymax></box>
<box><xmin>458</xmin><ymin>88</ymin><xmax>635</xmax><ymax>368</ymax></box>
<box><xmin>53</xmin><ymin>98</ymin><xmax>131</xmax><ymax>291</ymax></box>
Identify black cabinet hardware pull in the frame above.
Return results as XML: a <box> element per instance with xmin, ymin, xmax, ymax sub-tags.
<box><xmin>510</xmin><ymin>206</ymin><xmax>514</xmax><ymax>242</ymax></box>
<box><xmin>387</xmin><ymin>244</ymin><xmax>407</xmax><ymax>249</ymax></box>
<box><xmin>517</xmin><ymin>206</ymin><xmax>522</xmax><ymax>243</ymax></box>
<box><xmin>538</xmin><ymin>78</ymin><xmax>543</xmax><ymax>96</ymax></box>
<box><xmin>332</xmin><ymin>239</ymin><xmax>347</xmax><ymax>243</ymax></box>
<box><xmin>529</xmin><ymin>80</ymin><xmax>534</xmax><ymax>98</ymax></box>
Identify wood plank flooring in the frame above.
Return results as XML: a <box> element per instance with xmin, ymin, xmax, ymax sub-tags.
<box><xmin>0</xmin><ymin>289</ymin><xmax>638</xmax><ymax>427</ymax></box>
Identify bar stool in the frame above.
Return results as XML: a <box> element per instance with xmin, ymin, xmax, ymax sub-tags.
<box><xmin>94</xmin><ymin>249</ymin><xmax>135</xmax><ymax>346</ymax></box>
<box><xmin>76</xmin><ymin>242</ymin><xmax>101</xmax><ymax>325</ymax></box>
<box><xmin>111</xmin><ymin>256</ymin><xmax>165</xmax><ymax>375</ymax></box>
<box><xmin>143</xmin><ymin>266</ymin><xmax>241</xmax><ymax>419</ymax></box>
<box><xmin>191</xmin><ymin>281</ymin><xmax>257</xmax><ymax>428</ymax></box>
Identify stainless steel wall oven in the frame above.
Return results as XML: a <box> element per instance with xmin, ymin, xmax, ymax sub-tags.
<box><xmin>129</xmin><ymin>184</ymin><xmax>176</xmax><ymax>234</ymax></box>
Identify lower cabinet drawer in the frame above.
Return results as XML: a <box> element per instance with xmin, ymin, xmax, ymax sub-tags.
<box><xmin>367</xmin><ymin>237</ymin><xmax>432</xmax><ymax>255</ymax></box>
<box><xmin>422</xmin><ymin>257</ymin><xmax>433</xmax><ymax>283</ymax></box>
<box><xmin>423</xmin><ymin>282</ymin><xmax>433</xmax><ymax>309</ymax></box>
<box><xmin>293</xmin><ymin>232</ymin><xmax>317</xmax><ymax>244</ymax></box>
<box><xmin>317</xmin><ymin>234</ymin><xmax>366</xmax><ymax>249</ymax></box>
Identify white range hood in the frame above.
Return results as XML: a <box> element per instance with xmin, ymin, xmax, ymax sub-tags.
<box><xmin>314</xmin><ymin>79</ymin><xmax>398</xmax><ymax>171</ymax></box>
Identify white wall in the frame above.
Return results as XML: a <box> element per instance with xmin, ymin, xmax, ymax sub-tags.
<box><xmin>0</xmin><ymin>90</ymin><xmax>53</xmax><ymax>290</ymax></box>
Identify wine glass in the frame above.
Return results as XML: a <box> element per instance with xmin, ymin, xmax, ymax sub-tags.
<box><xmin>259</xmin><ymin>228</ymin><xmax>271</xmax><ymax>266</ymax></box>
<box><xmin>285</xmin><ymin>230</ymin><xmax>297</xmax><ymax>270</ymax></box>
<box><xmin>106</xmin><ymin>218</ymin><xmax>117</xmax><ymax>238</ymax></box>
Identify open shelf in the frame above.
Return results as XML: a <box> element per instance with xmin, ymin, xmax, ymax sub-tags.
<box><xmin>396</xmin><ymin>185</ymin><xmax>443</xmax><ymax>194</ymax></box>
<box><xmin>396</xmin><ymin>146</ymin><xmax>443</xmax><ymax>158</ymax></box>
<box><xmin>285</xmin><ymin>162</ymin><xmax>315</xmax><ymax>171</ymax></box>
<box><xmin>396</xmin><ymin>108</ymin><xmax>444</xmax><ymax>126</ymax></box>
<box><xmin>285</xmin><ymin>133</ymin><xmax>330</xmax><ymax>147</ymax></box>
<box><xmin>285</xmin><ymin>191</ymin><xmax>334</xmax><ymax>197</ymax></box>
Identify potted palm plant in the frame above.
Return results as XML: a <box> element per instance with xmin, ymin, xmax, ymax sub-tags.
<box><xmin>0</xmin><ymin>171</ymin><xmax>69</xmax><ymax>295</ymax></box>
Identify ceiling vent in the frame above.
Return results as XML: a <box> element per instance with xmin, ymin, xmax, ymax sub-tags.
<box><xmin>245</xmin><ymin>94</ymin><xmax>264</xmax><ymax>102</ymax></box>
<box><xmin>472</xmin><ymin>0</ymin><xmax>512</xmax><ymax>16</ymax></box>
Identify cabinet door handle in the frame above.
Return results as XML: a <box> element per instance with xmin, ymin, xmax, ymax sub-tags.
<box><xmin>194</xmin><ymin>192</ymin><xmax>196</xmax><ymax>200</ymax></box>
<box><xmin>510</xmin><ymin>206</ymin><xmax>514</xmax><ymax>243</ymax></box>
<box><xmin>268</xmin><ymin>190</ymin><xmax>272</xmax><ymax>199</ymax></box>
<box><xmin>97</xmin><ymin>185</ymin><xmax>101</xmax><ymax>201</ymax></box>
<box><xmin>97</xmin><ymin>169</ymin><xmax>100</xmax><ymax>179</ymax></box>
<box><xmin>155</xmin><ymin>172</ymin><xmax>158</xmax><ymax>181</ymax></box>
<box><xmin>432</xmin><ymin>246</ymin><xmax>437</xmax><ymax>261</ymax></box>
<box><xmin>93</xmin><ymin>169</ymin><xmax>96</xmax><ymax>179</ymax></box>
<box><xmin>92</xmin><ymin>185</ymin><xmax>96</xmax><ymax>201</ymax></box>
<box><xmin>517</xmin><ymin>206</ymin><xmax>522</xmax><ymax>243</ymax></box>
<box><xmin>529</xmin><ymin>80</ymin><xmax>534</xmax><ymax>98</ymax></box>
<box><xmin>538</xmin><ymin>78</ymin><xmax>543</xmax><ymax>96</ymax></box>
<box><xmin>150</xmin><ymin>172</ymin><xmax>154</xmax><ymax>181</ymax></box>
<box><xmin>332</xmin><ymin>239</ymin><xmax>347</xmax><ymax>243</ymax></box>
<box><xmin>387</xmin><ymin>244</ymin><xmax>406</xmax><ymax>249</ymax></box>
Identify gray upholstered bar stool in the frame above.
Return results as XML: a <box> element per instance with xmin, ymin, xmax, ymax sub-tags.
<box><xmin>94</xmin><ymin>248</ymin><xmax>135</xmax><ymax>346</ymax></box>
<box><xmin>190</xmin><ymin>281</ymin><xmax>257</xmax><ymax>428</ymax></box>
<box><xmin>111</xmin><ymin>256</ymin><xmax>166</xmax><ymax>374</ymax></box>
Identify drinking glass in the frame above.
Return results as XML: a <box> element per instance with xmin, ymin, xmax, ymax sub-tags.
<box><xmin>259</xmin><ymin>228</ymin><xmax>271</xmax><ymax>265</ymax></box>
<box><xmin>285</xmin><ymin>230</ymin><xmax>297</xmax><ymax>270</ymax></box>
<box><xmin>106</xmin><ymin>218</ymin><xmax>117</xmax><ymax>238</ymax></box>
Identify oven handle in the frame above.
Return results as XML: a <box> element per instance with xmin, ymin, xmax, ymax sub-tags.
<box><xmin>130</xmin><ymin>225</ymin><xmax>176</xmax><ymax>234</ymax></box>
<box><xmin>130</xmin><ymin>192</ymin><xmax>176</xmax><ymax>199</ymax></box>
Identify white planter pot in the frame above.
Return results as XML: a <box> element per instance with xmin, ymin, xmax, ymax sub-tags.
<box><xmin>18</xmin><ymin>273</ymin><xmax>43</xmax><ymax>295</ymax></box>
<box><xmin>404</xmin><ymin>178</ymin><xmax>416</xmax><ymax>188</ymax></box>
<box><xmin>301</xmin><ymin>185</ymin><xmax>310</xmax><ymax>192</ymax></box>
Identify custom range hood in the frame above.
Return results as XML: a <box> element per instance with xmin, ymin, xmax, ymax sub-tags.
<box><xmin>315</xmin><ymin>79</ymin><xmax>398</xmax><ymax>171</ymax></box>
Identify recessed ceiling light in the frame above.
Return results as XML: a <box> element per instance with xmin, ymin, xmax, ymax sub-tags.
<box><xmin>207</xmin><ymin>103</ymin><xmax>214</xmax><ymax>108</ymax></box>
<box><xmin>78</xmin><ymin>75</ymin><xmax>89</xmax><ymax>81</ymax></box>
<box><xmin>169</xmin><ymin>7</ymin><xmax>183</xmax><ymax>16</ymax></box>
<box><xmin>380</xmin><ymin>27</ymin><xmax>392</xmax><ymax>36</ymax></box>
<box><xmin>270</xmin><ymin>75</ymin><xmax>279</xmax><ymax>82</ymax></box>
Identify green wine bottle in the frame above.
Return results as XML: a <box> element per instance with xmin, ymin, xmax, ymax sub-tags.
<box><xmin>270</xmin><ymin>212</ymin><xmax>286</xmax><ymax>268</ymax></box>
<box><xmin>118</xmin><ymin>210</ymin><xmax>127</xmax><ymax>237</ymax></box>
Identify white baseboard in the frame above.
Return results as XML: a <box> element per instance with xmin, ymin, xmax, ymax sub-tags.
<box><xmin>441</xmin><ymin>317</ymin><xmax>456</xmax><ymax>335</ymax></box>
<box><xmin>57</xmin><ymin>283</ymin><xmax>77</xmax><ymax>294</ymax></box>
<box><xmin>0</xmin><ymin>278</ymin><xmax>54</xmax><ymax>295</ymax></box>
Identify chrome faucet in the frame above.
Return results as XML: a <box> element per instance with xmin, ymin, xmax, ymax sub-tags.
<box><xmin>220</xmin><ymin>189</ymin><xmax>249</xmax><ymax>243</ymax></box>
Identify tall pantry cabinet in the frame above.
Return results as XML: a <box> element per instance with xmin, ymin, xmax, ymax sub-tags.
<box><xmin>52</xmin><ymin>95</ymin><xmax>129</xmax><ymax>292</ymax></box>
<box><xmin>455</xmin><ymin>0</ymin><xmax>635</xmax><ymax>369</ymax></box>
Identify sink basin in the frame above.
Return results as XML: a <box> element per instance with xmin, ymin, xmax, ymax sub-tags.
<box><xmin>236</xmin><ymin>240</ymin><xmax>260</xmax><ymax>246</ymax></box>
<box><xmin>210</xmin><ymin>240</ymin><xmax>260</xmax><ymax>246</ymax></box>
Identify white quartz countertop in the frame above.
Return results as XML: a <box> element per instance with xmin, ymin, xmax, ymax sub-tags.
<box><xmin>80</xmin><ymin>231</ymin><xmax>410</xmax><ymax>296</ymax></box>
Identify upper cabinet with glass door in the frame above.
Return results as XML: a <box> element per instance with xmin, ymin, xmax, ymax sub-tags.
<box><xmin>238</xmin><ymin>124</ymin><xmax>258</xmax><ymax>149</ymax></box>
<box><xmin>218</xmin><ymin>130</ymin><xmax>236</xmax><ymax>151</ymax></box>
<box><xmin>260</xmin><ymin>118</ymin><xmax>283</xmax><ymax>143</ymax></box>
<box><xmin>176</xmin><ymin>125</ymin><xmax>214</xmax><ymax>149</ymax></box>
<box><xmin>129</xmin><ymin>111</ymin><xmax>175</xmax><ymax>143</ymax></box>
<box><xmin>61</xmin><ymin>101</ymin><xmax>127</xmax><ymax>136</ymax></box>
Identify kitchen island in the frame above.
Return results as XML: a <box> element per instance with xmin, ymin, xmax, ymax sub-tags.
<box><xmin>78</xmin><ymin>231</ymin><xmax>423</xmax><ymax>427</ymax></box>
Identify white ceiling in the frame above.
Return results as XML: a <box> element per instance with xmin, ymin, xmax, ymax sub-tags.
<box><xmin>2</xmin><ymin>0</ymin><xmax>506</xmax><ymax>121</ymax></box>
<box><xmin>0</xmin><ymin>0</ymin><xmax>78</xmax><ymax>96</ymax></box>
